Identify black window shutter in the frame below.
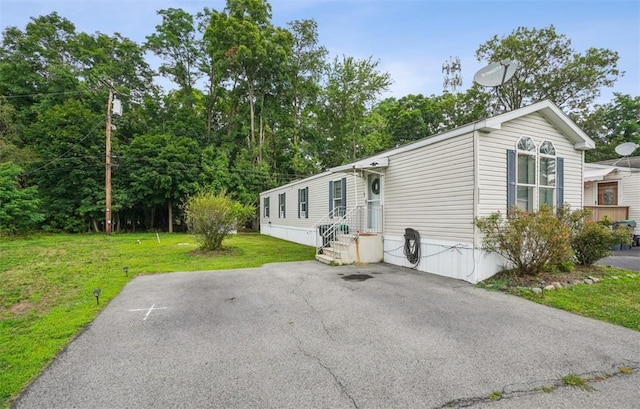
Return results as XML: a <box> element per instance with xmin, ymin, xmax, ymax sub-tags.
<box><xmin>305</xmin><ymin>187</ymin><xmax>309</xmax><ymax>218</ymax></box>
<box><xmin>556</xmin><ymin>157</ymin><xmax>564</xmax><ymax>209</ymax></box>
<box><xmin>507</xmin><ymin>149</ymin><xmax>516</xmax><ymax>210</ymax></box>
<box><xmin>297</xmin><ymin>189</ymin><xmax>301</xmax><ymax>218</ymax></box>
<box><xmin>329</xmin><ymin>180</ymin><xmax>334</xmax><ymax>217</ymax></box>
<box><xmin>341</xmin><ymin>177</ymin><xmax>347</xmax><ymax>211</ymax></box>
<box><xmin>283</xmin><ymin>192</ymin><xmax>286</xmax><ymax>218</ymax></box>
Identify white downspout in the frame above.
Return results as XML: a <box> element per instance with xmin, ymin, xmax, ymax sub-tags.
<box><xmin>472</xmin><ymin>129</ymin><xmax>480</xmax><ymax>282</ymax></box>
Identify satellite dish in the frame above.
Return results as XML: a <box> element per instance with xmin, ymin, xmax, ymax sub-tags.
<box><xmin>473</xmin><ymin>60</ymin><xmax>519</xmax><ymax>87</ymax></box>
<box><xmin>614</xmin><ymin>142</ymin><xmax>639</xmax><ymax>156</ymax></box>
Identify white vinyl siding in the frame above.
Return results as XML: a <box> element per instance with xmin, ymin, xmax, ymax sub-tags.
<box><xmin>625</xmin><ymin>174</ymin><xmax>640</xmax><ymax>221</ymax></box>
<box><xmin>384</xmin><ymin>133</ymin><xmax>475</xmax><ymax>241</ymax></box>
<box><xmin>259</xmin><ymin>171</ymin><xmax>365</xmax><ymax>230</ymax></box>
<box><xmin>478</xmin><ymin>113</ymin><xmax>583</xmax><ymax>217</ymax></box>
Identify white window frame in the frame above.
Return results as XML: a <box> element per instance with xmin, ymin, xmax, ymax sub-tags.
<box><xmin>515</xmin><ymin>137</ymin><xmax>556</xmax><ymax>211</ymax></box>
<box><xmin>333</xmin><ymin>180</ymin><xmax>343</xmax><ymax>217</ymax></box>
<box><xmin>538</xmin><ymin>140</ymin><xmax>556</xmax><ymax>208</ymax></box>
<box><xmin>298</xmin><ymin>187</ymin><xmax>308</xmax><ymax>219</ymax></box>
<box><xmin>278</xmin><ymin>193</ymin><xmax>286</xmax><ymax>218</ymax></box>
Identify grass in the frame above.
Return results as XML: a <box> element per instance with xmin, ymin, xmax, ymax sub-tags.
<box><xmin>0</xmin><ymin>232</ymin><xmax>315</xmax><ymax>408</ymax></box>
<box><xmin>480</xmin><ymin>266</ymin><xmax>640</xmax><ymax>332</ymax></box>
<box><xmin>488</xmin><ymin>391</ymin><xmax>503</xmax><ymax>401</ymax></box>
<box><xmin>561</xmin><ymin>373</ymin><xmax>592</xmax><ymax>391</ymax></box>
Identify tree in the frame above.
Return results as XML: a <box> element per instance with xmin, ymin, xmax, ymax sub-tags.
<box><xmin>183</xmin><ymin>190</ymin><xmax>254</xmax><ymax>251</ymax></box>
<box><xmin>475</xmin><ymin>25</ymin><xmax>620</xmax><ymax>114</ymax></box>
<box><xmin>145</xmin><ymin>8</ymin><xmax>203</xmax><ymax>106</ymax></box>
<box><xmin>122</xmin><ymin>133</ymin><xmax>200</xmax><ymax>232</ymax></box>
<box><xmin>583</xmin><ymin>94</ymin><xmax>640</xmax><ymax>162</ymax></box>
<box><xmin>319</xmin><ymin>55</ymin><xmax>392</xmax><ymax>167</ymax></box>
<box><xmin>26</xmin><ymin>99</ymin><xmax>105</xmax><ymax>232</ymax></box>
<box><xmin>0</xmin><ymin>162</ymin><xmax>44</xmax><ymax>235</ymax></box>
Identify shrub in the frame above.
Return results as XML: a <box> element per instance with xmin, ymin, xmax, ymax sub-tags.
<box><xmin>475</xmin><ymin>206</ymin><xmax>571</xmax><ymax>276</ymax></box>
<box><xmin>557</xmin><ymin>205</ymin><xmax>633</xmax><ymax>266</ymax></box>
<box><xmin>183</xmin><ymin>190</ymin><xmax>254</xmax><ymax>251</ymax></box>
<box><xmin>571</xmin><ymin>220</ymin><xmax>632</xmax><ymax>265</ymax></box>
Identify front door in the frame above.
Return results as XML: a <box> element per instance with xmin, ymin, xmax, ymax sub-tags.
<box><xmin>367</xmin><ymin>174</ymin><xmax>382</xmax><ymax>231</ymax></box>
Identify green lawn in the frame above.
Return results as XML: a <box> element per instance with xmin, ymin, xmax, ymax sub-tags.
<box><xmin>0</xmin><ymin>232</ymin><xmax>315</xmax><ymax>408</ymax></box>
<box><xmin>480</xmin><ymin>266</ymin><xmax>640</xmax><ymax>332</ymax></box>
<box><xmin>518</xmin><ymin>268</ymin><xmax>640</xmax><ymax>331</ymax></box>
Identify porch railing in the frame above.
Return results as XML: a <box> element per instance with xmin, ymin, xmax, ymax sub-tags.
<box><xmin>313</xmin><ymin>205</ymin><xmax>383</xmax><ymax>251</ymax></box>
<box><xmin>584</xmin><ymin>206</ymin><xmax>630</xmax><ymax>222</ymax></box>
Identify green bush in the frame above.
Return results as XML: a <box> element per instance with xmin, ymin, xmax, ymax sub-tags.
<box><xmin>475</xmin><ymin>206</ymin><xmax>571</xmax><ymax>276</ymax></box>
<box><xmin>557</xmin><ymin>205</ymin><xmax>633</xmax><ymax>266</ymax></box>
<box><xmin>571</xmin><ymin>221</ymin><xmax>632</xmax><ymax>265</ymax></box>
<box><xmin>183</xmin><ymin>190</ymin><xmax>254</xmax><ymax>251</ymax></box>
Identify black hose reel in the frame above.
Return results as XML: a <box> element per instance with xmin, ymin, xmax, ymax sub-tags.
<box><xmin>403</xmin><ymin>228</ymin><xmax>420</xmax><ymax>265</ymax></box>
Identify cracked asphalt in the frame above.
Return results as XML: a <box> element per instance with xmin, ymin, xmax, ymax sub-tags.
<box><xmin>14</xmin><ymin>261</ymin><xmax>640</xmax><ymax>408</ymax></box>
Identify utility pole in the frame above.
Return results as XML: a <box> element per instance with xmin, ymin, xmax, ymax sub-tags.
<box><xmin>100</xmin><ymin>80</ymin><xmax>122</xmax><ymax>235</ymax></box>
<box><xmin>105</xmin><ymin>87</ymin><xmax>113</xmax><ymax>235</ymax></box>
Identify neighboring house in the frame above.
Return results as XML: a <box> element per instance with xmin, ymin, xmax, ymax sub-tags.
<box><xmin>584</xmin><ymin>161</ymin><xmax>640</xmax><ymax>223</ymax></box>
<box><xmin>260</xmin><ymin>100</ymin><xmax>595</xmax><ymax>283</ymax></box>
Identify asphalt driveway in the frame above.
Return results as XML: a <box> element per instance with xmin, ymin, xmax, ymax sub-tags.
<box><xmin>597</xmin><ymin>245</ymin><xmax>640</xmax><ymax>271</ymax></box>
<box><xmin>14</xmin><ymin>261</ymin><xmax>640</xmax><ymax>408</ymax></box>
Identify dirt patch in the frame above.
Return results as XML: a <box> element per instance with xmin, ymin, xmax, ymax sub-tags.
<box><xmin>6</xmin><ymin>300</ymin><xmax>35</xmax><ymax>317</ymax></box>
<box><xmin>188</xmin><ymin>247</ymin><xmax>242</xmax><ymax>258</ymax></box>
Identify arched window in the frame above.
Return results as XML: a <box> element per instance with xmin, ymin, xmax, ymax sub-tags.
<box><xmin>516</xmin><ymin>137</ymin><xmax>537</xmax><ymax>210</ymax></box>
<box><xmin>511</xmin><ymin>137</ymin><xmax>560</xmax><ymax>211</ymax></box>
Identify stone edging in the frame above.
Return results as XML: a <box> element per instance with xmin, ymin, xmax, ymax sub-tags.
<box><xmin>529</xmin><ymin>273</ymin><xmax>638</xmax><ymax>294</ymax></box>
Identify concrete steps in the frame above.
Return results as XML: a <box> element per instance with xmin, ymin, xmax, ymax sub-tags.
<box><xmin>315</xmin><ymin>234</ymin><xmax>359</xmax><ymax>265</ymax></box>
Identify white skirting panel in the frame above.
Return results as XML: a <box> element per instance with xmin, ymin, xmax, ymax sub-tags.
<box><xmin>260</xmin><ymin>223</ymin><xmax>317</xmax><ymax>247</ymax></box>
<box><xmin>383</xmin><ymin>235</ymin><xmax>506</xmax><ymax>283</ymax></box>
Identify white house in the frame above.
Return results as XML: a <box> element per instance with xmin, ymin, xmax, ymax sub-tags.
<box><xmin>583</xmin><ymin>160</ymin><xmax>640</xmax><ymax>224</ymax></box>
<box><xmin>260</xmin><ymin>100</ymin><xmax>595</xmax><ymax>283</ymax></box>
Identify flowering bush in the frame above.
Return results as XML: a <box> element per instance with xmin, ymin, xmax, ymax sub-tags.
<box><xmin>475</xmin><ymin>206</ymin><xmax>571</xmax><ymax>276</ymax></box>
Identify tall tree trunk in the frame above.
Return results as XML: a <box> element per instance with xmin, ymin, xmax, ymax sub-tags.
<box><xmin>258</xmin><ymin>94</ymin><xmax>264</xmax><ymax>165</ymax></box>
<box><xmin>168</xmin><ymin>200</ymin><xmax>173</xmax><ymax>233</ymax></box>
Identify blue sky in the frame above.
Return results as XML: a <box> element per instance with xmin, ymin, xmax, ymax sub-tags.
<box><xmin>1</xmin><ymin>0</ymin><xmax>638</xmax><ymax>104</ymax></box>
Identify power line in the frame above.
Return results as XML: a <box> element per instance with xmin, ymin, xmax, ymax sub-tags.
<box><xmin>25</xmin><ymin>116</ymin><xmax>107</xmax><ymax>175</ymax></box>
<box><xmin>0</xmin><ymin>90</ymin><xmax>93</xmax><ymax>99</ymax></box>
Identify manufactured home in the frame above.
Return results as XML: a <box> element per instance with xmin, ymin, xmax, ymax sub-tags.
<box><xmin>584</xmin><ymin>160</ymin><xmax>640</xmax><ymax>224</ymax></box>
<box><xmin>260</xmin><ymin>100</ymin><xmax>595</xmax><ymax>283</ymax></box>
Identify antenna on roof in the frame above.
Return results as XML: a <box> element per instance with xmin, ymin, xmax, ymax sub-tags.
<box><xmin>473</xmin><ymin>60</ymin><xmax>519</xmax><ymax>113</ymax></box>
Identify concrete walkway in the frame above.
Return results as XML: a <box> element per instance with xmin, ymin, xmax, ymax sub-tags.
<box><xmin>14</xmin><ymin>262</ymin><xmax>640</xmax><ymax>408</ymax></box>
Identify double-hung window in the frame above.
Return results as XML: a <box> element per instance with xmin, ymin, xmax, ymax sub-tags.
<box><xmin>298</xmin><ymin>187</ymin><xmax>309</xmax><ymax>218</ymax></box>
<box><xmin>508</xmin><ymin>137</ymin><xmax>563</xmax><ymax>211</ymax></box>
<box><xmin>516</xmin><ymin>137</ymin><xmax>537</xmax><ymax>211</ymax></box>
<box><xmin>538</xmin><ymin>141</ymin><xmax>556</xmax><ymax>208</ymax></box>
<box><xmin>263</xmin><ymin>197</ymin><xmax>270</xmax><ymax>218</ymax></box>
<box><xmin>329</xmin><ymin>178</ymin><xmax>347</xmax><ymax>218</ymax></box>
<box><xmin>278</xmin><ymin>193</ymin><xmax>286</xmax><ymax>218</ymax></box>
